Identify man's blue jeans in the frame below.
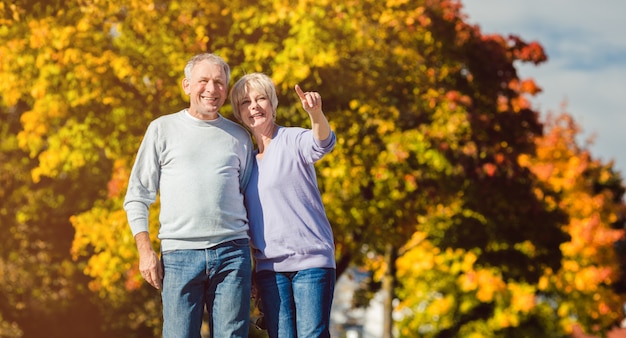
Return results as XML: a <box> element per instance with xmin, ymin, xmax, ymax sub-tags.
<box><xmin>256</xmin><ymin>268</ymin><xmax>335</xmax><ymax>338</ymax></box>
<box><xmin>161</xmin><ymin>238</ymin><xmax>251</xmax><ymax>338</ymax></box>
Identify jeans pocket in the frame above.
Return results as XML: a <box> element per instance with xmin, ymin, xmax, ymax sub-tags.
<box><xmin>230</xmin><ymin>237</ymin><xmax>249</xmax><ymax>247</ymax></box>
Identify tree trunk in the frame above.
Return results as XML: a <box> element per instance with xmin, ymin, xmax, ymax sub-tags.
<box><xmin>382</xmin><ymin>243</ymin><xmax>397</xmax><ymax>338</ymax></box>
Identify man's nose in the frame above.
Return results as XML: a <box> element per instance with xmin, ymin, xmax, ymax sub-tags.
<box><xmin>205</xmin><ymin>80</ymin><xmax>217</xmax><ymax>91</ymax></box>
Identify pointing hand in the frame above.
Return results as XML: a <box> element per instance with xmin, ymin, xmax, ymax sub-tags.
<box><xmin>295</xmin><ymin>84</ymin><xmax>322</xmax><ymax>115</ymax></box>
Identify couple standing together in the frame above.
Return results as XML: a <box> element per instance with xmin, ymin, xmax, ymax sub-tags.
<box><xmin>123</xmin><ymin>53</ymin><xmax>336</xmax><ymax>338</ymax></box>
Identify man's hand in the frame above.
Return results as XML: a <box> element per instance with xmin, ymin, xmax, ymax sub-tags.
<box><xmin>135</xmin><ymin>232</ymin><xmax>164</xmax><ymax>289</ymax></box>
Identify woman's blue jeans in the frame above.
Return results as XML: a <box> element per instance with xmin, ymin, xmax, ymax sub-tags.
<box><xmin>256</xmin><ymin>268</ymin><xmax>335</xmax><ymax>338</ymax></box>
<box><xmin>161</xmin><ymin>238</ymin><xmax>251</xmax><ymax>338</ymax></box>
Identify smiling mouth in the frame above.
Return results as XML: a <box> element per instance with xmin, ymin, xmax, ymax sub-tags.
<box><xmin>202</xmin><ymin>96</ymin><xmax>219</xmax><ymax>103</ymax></box>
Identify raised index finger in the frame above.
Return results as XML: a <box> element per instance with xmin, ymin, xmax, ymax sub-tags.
<box><xmin>295</xmin><ymin>84</ymin><xmax>306</xmax><ymax>100</ymax></box>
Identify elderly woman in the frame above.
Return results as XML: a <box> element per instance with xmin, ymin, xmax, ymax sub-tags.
<box><xmin>230</xmin><ymin>73</ymin><xmax>337</xmax><ymax>338</ymax></box>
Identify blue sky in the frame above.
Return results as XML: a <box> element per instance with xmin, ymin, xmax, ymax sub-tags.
<box><xmin>462</xmin><ymin>0</ymin><xmax>626</xmax><ymax>176</ymax></box>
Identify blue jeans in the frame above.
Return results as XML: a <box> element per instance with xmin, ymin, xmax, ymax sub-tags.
<box><xmin>161</xmin><ymin>239</ymin><xmax>251</xmax><ymax>338</ymax></box>
<box><xmin>256</xmin><ymin>268</ymin><xmax>335</xmax><ymax>338</ymax></box>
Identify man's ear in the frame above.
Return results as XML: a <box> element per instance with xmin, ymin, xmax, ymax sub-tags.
<box><xmin>182</xmin><ymin>78</ymin><xmax>190</xmax><ymax>95</ymax></box>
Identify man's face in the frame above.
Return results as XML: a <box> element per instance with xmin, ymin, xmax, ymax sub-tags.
<box><xmin>183</xmin><ymin>60</ymin><xmax>228</xmax><ymax>120</ymax></box>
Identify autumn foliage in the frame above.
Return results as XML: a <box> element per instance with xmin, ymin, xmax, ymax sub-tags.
<box><xmin>0</xmin><ymin>0</ymin><xmax>624</xmax><ymax>337</ymax></box>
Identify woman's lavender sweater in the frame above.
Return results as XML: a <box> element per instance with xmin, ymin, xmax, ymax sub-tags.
<box><xmin>245</xmin><ymin>126</ymin><xmax>336</xmax><ymax>272</ymax></box>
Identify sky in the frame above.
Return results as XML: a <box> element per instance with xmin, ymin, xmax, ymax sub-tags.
<box><xmin>461</xmin><ymin>0</ymin><xmax>626</xmax><ymax>176</ymax></box>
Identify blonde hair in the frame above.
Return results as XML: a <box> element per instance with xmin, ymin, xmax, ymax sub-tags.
<box><xmin>230</xmin><ymin>73</ymin><xmax>278</xmax><ymax>123</ymax></box>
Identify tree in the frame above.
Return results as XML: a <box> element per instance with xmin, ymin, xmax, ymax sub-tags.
<box><xmin>393</xmin><ymin>110</ymin><xmax>626</xmax><ymax>337</ymax></box>
<box><xmin>0</xmin><ymin>0</ymin><xmax>171</xmax><ymax>335</ymax></box>
<box><xmin>520</xmin><ymin>113</ymin><xmax>626</xmax><ymax>335</ymax></box>
<box><xmin>0</xmin><ymin>38</ymin><xmax>109</xmax><ymax>338</ymax></box>
<box><xmin>318</xmin><ymin>2</ymin><xmax>571</xmax><ymax>336</ymax></box>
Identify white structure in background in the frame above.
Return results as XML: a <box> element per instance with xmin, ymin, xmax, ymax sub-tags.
<box><xmin>330</xmin><ymin>268</ymin><xmax>386</xmax><ymax>338</ymax></box>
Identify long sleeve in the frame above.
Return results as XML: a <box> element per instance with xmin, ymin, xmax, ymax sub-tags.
<box><xmin>124</xmin><ymin>122</ymin><xmax>161</xmax><ymax>236</ymax></box>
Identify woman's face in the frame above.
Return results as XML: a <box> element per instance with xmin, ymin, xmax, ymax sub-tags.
<box><xmin>238</xmin><ymin>88</ymin><xmax>275</xmax><ymax>130</ymax></box>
